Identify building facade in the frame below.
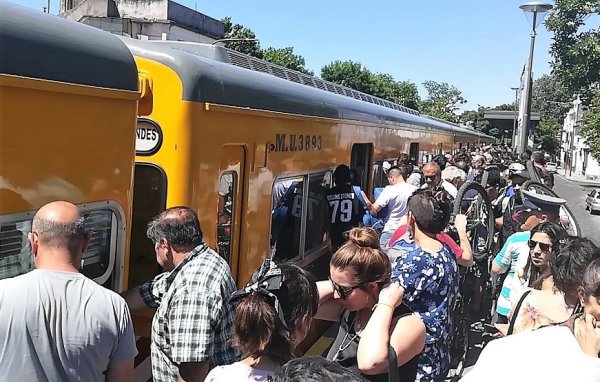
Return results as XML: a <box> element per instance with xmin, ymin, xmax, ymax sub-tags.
<box><xmin>560</xmin><ymin>98</ymin><xmax>600</xmax><ymax>179</ymax></box>
<box><xmin>60</xmin><ymin>0</ymin><xmax>224</xmax><ymax>43</ymax></box>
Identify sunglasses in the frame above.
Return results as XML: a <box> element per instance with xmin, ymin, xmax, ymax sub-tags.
<box><xmin>329</xmin><ymin>276</ymin><xmax>365</xmax><ymax>300</ymax></box>
<box><xmin>528</xmin><ymin>240</ymin><xmax>552</xmax><ymax>252</ymax></box>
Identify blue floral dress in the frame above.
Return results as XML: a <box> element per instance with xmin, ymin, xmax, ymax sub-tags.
<box><xmin>389</xmin><ymin>239</ymin><xmax>459</xmax><ymax>382</ymax></box>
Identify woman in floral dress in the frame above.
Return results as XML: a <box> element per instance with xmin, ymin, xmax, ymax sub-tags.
<box><xmin>389</xmin><ymin>188</ymin><xmax>459</xmax><ymax>382</ymax></box>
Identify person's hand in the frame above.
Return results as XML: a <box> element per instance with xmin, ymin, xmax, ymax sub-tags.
<box><xmin>455</xmin><ymin>214</ymin><xmax>468</xmax><ymax>235</ymax></box>
<box><xmin>574</xmin><ymin>313</ymin><xmax>600</xmax><ymax>357</ymax></box>
<box><xmin>378</xmin><ymin>282</ymin><xmax>405</xmax><ymax>309</ymax></box>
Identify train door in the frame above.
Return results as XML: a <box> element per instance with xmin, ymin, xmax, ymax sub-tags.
<box><xmin>350</xmin><ymin>143</ymin><xmax>373</xmax><ymax>194</ymax></box>
<box><xmin>216</xmin><ymin>145</ymin><xmax>246</xmax><ymax>282</ymax></box>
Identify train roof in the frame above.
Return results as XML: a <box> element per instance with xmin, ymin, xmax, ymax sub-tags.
<box><xmin>123</xmin><ymin>38</ymin><xmax>492</xmax><ymax>141</ymax></box>
<box><xmin>0</xmin><ymin>2</ymin><xmax>138</xmax><ymax>92</ymax></box>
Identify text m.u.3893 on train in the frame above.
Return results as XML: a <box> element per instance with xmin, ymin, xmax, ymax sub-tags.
<box><xmin>272</xmin><ymin>133</ymin><xmax>322</xmax><ymax>152</ymax></box>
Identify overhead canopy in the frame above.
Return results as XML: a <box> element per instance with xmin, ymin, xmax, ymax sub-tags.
<box><xmin>484</xmin><ymin>110</ymin><xmax>540</xmax><ymax>142</ymax></box>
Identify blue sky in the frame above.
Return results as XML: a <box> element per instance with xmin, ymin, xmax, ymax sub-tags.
<box><xmin>14</xmin><ymin>0</ymin><xmax>557</xmax><ymax>110</ymax></box>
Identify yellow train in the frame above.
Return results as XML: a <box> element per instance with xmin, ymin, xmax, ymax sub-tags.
<box><xmin>123</xmin><ymin>39</ymin><xmax>491</xmax><ymax>290</ymax></box>
<box><xmin>1</xmin><ymin>3</ymin><xmax>492</xmax><ymax>377</ymax></box>
<box><xmin>0</xmin><ymin>2</ymin><xmax>139</xmax><ymax>292</ymax></box>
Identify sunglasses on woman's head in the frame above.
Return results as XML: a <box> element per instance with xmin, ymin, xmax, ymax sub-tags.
<box><xmin>328</xmin><ymin>277</ymin><xmax>364</xmax><ymax>300</ymax></box>
<box><xmin>528</xmin><ymin>240</ymin><xmax>551</xmax><ymax>252</ymax></box>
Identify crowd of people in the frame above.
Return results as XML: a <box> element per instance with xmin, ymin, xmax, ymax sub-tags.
<box><xmin>0</xmin><ymin>145</ymin><xmax>599</xmax><ymax>382</ymax></box>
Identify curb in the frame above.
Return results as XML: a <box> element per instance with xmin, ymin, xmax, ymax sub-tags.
<box><xmin>557</xmin><ymin>173</ymin><xmax>600</xmax><ymax>187</ymax></box>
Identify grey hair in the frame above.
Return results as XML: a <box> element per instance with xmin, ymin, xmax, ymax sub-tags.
<box><xmin>442</xmin><ymin>165</ymin><xmax>466</xmax><ymax>183</ymax></box>
<box><xmin>32</xmin><ymin>216</ymin><xmax>86</xmax><ymax>253</ymax></box>
<box><xmin>32</xmin><ymin>216</ymin><xmax>86</xmax><ymax>237</ymax></box>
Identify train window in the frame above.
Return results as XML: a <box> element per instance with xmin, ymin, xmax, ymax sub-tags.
<box><xmin>0</xmin><ymin>203</ymin><xmax>123</xmax><ymax>288</ymax></box>
<box><xmin>409</xmin><ymin>143</ymin><xmax>419</xmax><ymax>165</ymax></box>
<box><xmin>217</xmin><ymin>172</ymin><xmax>236</xmax><ymax>263</ymax></box>
<box><xmin>351</xmin><ymin>144</ymin><xmax>373</xmax><ymax>191</ymax></box>
<box><xmin>304</xmin><ymin>172</ymin><xmax>331</xmax><ymax>254</ymax></box>
<box><xmin>0</xmin><ymin>220</ymin><xmax>33</xmax><ymax>280</ymax></box>
<box><xmin>271</xmin><ymin>177</ymin><xmax>305</xmax><ymax>261</ymax></box>
<box><xmin>129</xmin><ymin>163</ymin><xmax>167</xmax><ymax>287</ymax></box>
<box><xmin>80</xmin><ymin>208</ymin><xmax>118</xmax><ymax>286</ymax></box>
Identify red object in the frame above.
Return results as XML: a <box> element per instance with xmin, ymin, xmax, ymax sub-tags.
<box><xmin>388</xmin><ymin>225</ymin><xmax>463</xmax><ymax>259</ymax></box>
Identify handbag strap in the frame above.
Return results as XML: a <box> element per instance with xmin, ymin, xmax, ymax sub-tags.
<box><xmin>507</xmin><ymin>289</ymin><xmax>532</xmax><ymax>335</ymax></box>
<box><xmin>387</xmin><ymin>344</ymin><xmax>399</xmax><ymax>382</ymax></box>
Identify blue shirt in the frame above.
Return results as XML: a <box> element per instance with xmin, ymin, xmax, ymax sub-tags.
<box><xmin>391</xmin><ymin>241</ymin><xmax>459</xmax><ymax>382</ymax></box>
<box><xmin>493</xmin><ymin>231</ymin><xmax>532</xmax><ymax>317</ymax></box>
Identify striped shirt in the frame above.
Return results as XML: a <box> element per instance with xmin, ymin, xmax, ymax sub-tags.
<box><xmin>493</xmin><ymin>231</ymin><xmax>531</xmax><ymax>316</ymax></box>
<box><xmin>140</xmin><ymin>243</ymin><xmax>238</xmax><ymax>382</ymax></box>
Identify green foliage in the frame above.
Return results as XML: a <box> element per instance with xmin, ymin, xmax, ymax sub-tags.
<box><xmin>262</xmin><ymin>47</ymin><xmax>314</xmax><ymax>75</ymax></box>
<box><xmin>420</xmin><ymin>81</ymin><xmax>466</xmax><ymax>123</ymax></box>
<box><xmin>534</xmin><ymin>121</ymin><xmax>561</xmax><ymax>156</ymax></box>
<box><xmin>545</xmin><ymin>1</ymin><xmax>600</xmax><ymax>103</ymax></box>
<box><xmin>321</xmin><ymin>60</ymin><xmax>373</xmax><ymax>94</ymax></box>
<box><xmin>461</xmin><ymin>106</ymin><xmax>503</xmax><ymax>140</ymax></box>
<box><xmin>221</xmin><ymin>17</ymin><xmax>262</xmax><ymax>58</ymax></box>
<box><xmin>582</xmin><ymin>91</ymin><xmax>600</xmax><ymax>160</ymax></box>
<box><xmin>321</xmin><ymin>61</ymin><xmax>420</xmax><ymax>109</ymax></box>
<box><xmin>531</xmin><ymin>74</ymin><xmax>573</xmax><ymax>124</ymax></box>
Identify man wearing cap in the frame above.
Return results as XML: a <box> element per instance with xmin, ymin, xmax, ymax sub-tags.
<box><xmin>491</xmin><ymin>190</ymin><xmax>567</xmax><ymax>323</ymax></box>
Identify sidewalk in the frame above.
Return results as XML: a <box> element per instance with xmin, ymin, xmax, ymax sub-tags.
<box><xmin>556</xmin><ymin>169</ymin><xmax>600</xmax><ymax>187</ymax></box>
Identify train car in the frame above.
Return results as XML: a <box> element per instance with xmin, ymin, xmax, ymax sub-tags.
<box><xmin>122</xmin><ymin>38</ymin><xmax>492</xmax><ymax>337</ymax></box>
<box><xmin>0</xmin><ymin>3</ymin><xmax>139</xmax><ymax>292</ymax></box>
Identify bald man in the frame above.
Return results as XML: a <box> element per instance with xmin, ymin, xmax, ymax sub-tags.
<box><xmin>0</xmin><ymin>201</ymin><xmax>136</xmax><ymax>382</ymax></box>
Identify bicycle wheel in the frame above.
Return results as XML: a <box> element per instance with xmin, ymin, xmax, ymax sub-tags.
<box><xmin>522</xmin><ymin>180</ymin><xmax>581</xmax><ymax>237</ymax></box>
<box><xmin>453</xmin><ymin>181</ymin><xmax>495</xmax><ymax>259</ymax></box>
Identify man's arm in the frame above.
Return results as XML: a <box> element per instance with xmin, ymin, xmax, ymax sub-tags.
<box><xmin>491</xmin><ymin>236</ymin><xmax>514</xmax><ymax>275</ymax></box>
<box><xmin>177</xmin><ymin>362</ymin><xmax>210</xmax><ymax>382</ymax></box>
<box><xmin>454</xmin><ymin>214</ymin><xmax>473</xmax><ymax>267</ymax></box>
<box><xmin>106</xmin><ymin>359</ymin><xmax>134</xmax><ymax>382</ymax></box>
<box><xmin>121</xmin><ymin>287</ymin><xmax>148</xmax><ymax>312</ymax></box>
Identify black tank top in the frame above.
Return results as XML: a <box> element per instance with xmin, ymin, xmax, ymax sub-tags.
<box><xmin>326</xmin><ymin>304</ymin><xmax>420</xmax><ymax>382</ymax></box>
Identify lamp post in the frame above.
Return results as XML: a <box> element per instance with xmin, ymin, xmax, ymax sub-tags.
<box><xmin>510</xmin><ymin>86</ymin><xmax>519</xmax><ymax>147</ymax></box>
<box><xmin>517</xmin><ymin>2</ymin><xmax>553</xmax><ymax>154</ymax></box>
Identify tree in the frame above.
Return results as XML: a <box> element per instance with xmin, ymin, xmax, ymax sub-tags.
<box><xmin>545</xmin><ymin>1</ymin><xmax>600</xmax><ymax>104</ymax></box>
<box><xmin>369</xmin><ymin>74</ymin><xmax>421</xmax><ymax>109</ymax></box>
<box><xmin>221</xmin><ymin>17</ymin><xmax>262</xmax><ymax>58</ymax></box>
<box><xmin>534</xmin><ymin>121</ymin><xmax>561</xmax><ymax>156</ymax></box>
<box><xmin>420</xmin><ymin>81</ymin><xmax>466</xmax><ymax>123</ymax></box>
<box><xmin>531</xmin><ymin>74</ymin><xmax>573</xmax><ymax>124</ymax></box>
<box><xmin>321</xmin><ymin>61</ymin><xmax>421</xmax><ymax>109</ymax></box>
<box><xmin>321</xmin><ymin>60</ymin><xmax>372</xmax><ymax>94</ymax></box>
<box><xmin>262</xmin><ymin>47</ymin><xmax>313</xmax><ymax>75</ymax></box>
<box><xmin>582</xmin><ymin>91</ymin><xmax>600</xmax><ymax>160</ymax></box>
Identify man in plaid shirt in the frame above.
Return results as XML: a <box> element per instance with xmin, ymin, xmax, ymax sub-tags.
<box><xmin>123</xmin><ymin>206</ymin><xmax>237</xmax><ymax>381</ymax></box>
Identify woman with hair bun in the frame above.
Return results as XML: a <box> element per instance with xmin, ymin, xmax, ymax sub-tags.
<box><xmin>389</xmin><ymin>187</ymin><xmax>459</xmax><ymax>382</ymax></box>
<box><xmin>205</xmin><ymin>260</ymin><xmax>319</xmax><ymax>381</ymax></box>
<box><xmin>316</xmin><ymin>227</ymin><xmax>425</xmax><ymax>382</ymax></box>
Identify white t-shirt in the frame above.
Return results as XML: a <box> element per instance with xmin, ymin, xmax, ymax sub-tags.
<box><xmin>205</xmin><ymin>362</ymin><xmax>273</xmax><ymax>382</ymax></box>
<box><xmin>375</xmin><ymin>182</ymin><xmax>418</xmax><ymax>233</ymax></box>
<box><xmin>461</xmin><ymin>325</ymin><xmax>600</xmax><ymax>382</ymax></box>
<box><xmin>0</xmin><ymin>269</ymin><xmax>137</xmax><ymax>382</ymax></box>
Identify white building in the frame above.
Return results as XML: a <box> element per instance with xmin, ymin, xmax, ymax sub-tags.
<box><xmin>60</xmin><ymin>0</ymin><xmax>223</xmax><ymax>43</ymax></box>
<box><xmin>560</xmin><ymin>97</ymin><xmax>600</xmax><ymax>179</ymax></box>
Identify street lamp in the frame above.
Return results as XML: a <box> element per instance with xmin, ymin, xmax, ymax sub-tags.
<box><xmin>517</xmin><ymin>2</ymin><xmax>553</xmax><ymax>154</ymax></box>
<box><xmin>510</xmin><ymin>86</ymin><xmax>519</xmax><ymax>147</ymax></box>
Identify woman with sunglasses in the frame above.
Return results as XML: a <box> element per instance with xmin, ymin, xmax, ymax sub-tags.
<box><xmin>316</xmin><ymin>227</ymin><xmax>425</xmax><ymax>382</ymax></box>
<box><xmin>205</xmin><ymin>260</ymin><xmax>319</xmax><ymax>381</ymax></box>
<box><xmin>504</xmin><ymin>233</ymin><xmax>600</xmax><ymax>337</ymax></box>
